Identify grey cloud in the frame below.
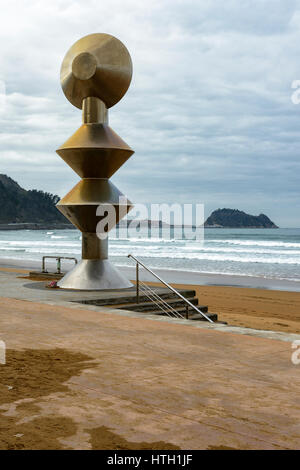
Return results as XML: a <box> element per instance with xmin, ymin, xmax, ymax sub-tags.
<box><xmin>0</xmin><ymin>0</ymin><xmax>300</xmax><ymax>226</ymax></box>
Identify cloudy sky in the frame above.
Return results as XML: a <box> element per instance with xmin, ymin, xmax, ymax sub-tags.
<box><xmin>0</xmin><ymin>0</ymin><xmax>300</xmax><ymax>226</ymax></box>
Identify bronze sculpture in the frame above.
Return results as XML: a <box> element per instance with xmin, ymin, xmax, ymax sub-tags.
<box><xmin>56</xmin><ymin>33</ymin><xmax>134</xmax><ymax>289</ymax></box>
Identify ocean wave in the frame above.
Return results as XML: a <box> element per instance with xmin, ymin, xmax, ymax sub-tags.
<box><xmin>1</xmin><ymin>229</ymin><xmax>300</xmax><ymax>279</ymax></box>
<box><xmin>181</xmin><ymin>245</ymin><xmax>300</xmax><ymax>255</ymax></box>
<box><xmin>110</xmin><ymin>250</ymin><xmax>300</xmax><ymax>264</ymax></box>
<box><xmin>0</xmin><ymin>240</ymin><xmax>80</xmax><ymax>248</ymax></box>
<box><xmin>109</xmin><ymin>242</ymin><xmax>300</xmax><ymax>258</ymax></box>
<box><xmin>115</xmin><ymin>263</ymin><xmax>300</xmax><ymax>282</ymax></box>
<box><xmin>208</xmin><ymin>239</ymin><xmax>300</xmax><ymax>248</ymax></box>
<box><xmin>0</xmin><ymin>247</ymin><xmax>26</xmax><ymax>252</ymax></box>
<box><xmin>110</xmin><ymin>236</ymin><xmax>186</xmax><ymax>243</ymax></box>
<box><xmin>25</xmin><ymin>247</ymin><xmax>81</xmax><ymax>255</ymax></box>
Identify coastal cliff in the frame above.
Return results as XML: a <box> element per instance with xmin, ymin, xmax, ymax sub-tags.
<box><xmin>0</xmin><ymin>174</ymin><xmax>69</xmax><ymax>226</ymax></box>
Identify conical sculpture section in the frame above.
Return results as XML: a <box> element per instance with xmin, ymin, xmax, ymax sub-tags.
<box><xmin>56</xmin><ymin>33</ymin><xmax>134</xmax><ymax>290</ymax></box>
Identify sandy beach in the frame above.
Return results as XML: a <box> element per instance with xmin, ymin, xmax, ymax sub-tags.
<box><xmin>172</xmin><ymin>284</ymin><xmax>300</xmax><ymax>335</ymax></box>
<box><xmin>128</xmin><ymin>280</ymin><xmax>300</xmax><ymax>335</ymax></box>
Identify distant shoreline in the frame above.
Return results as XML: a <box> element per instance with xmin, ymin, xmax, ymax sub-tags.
<box><xmin>203</xmin><ymin>226</ymin><xmax>279</xmax><ymax>229</ymax></box>
<box><xmin>0</xmin><ymin>223</ymin><xmax>74</xmax><ymax>231</ymax></box>
<box><xmin>0</xmin><ymin>222</ymin><xmax>280</xmax><ymax>231</ymax></box>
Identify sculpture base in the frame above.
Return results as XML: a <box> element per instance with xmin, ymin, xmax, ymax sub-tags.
<box><xmin>57</xmin><ymin>259</ymin><xmax>132</xmax><ymax>290</ymax></box>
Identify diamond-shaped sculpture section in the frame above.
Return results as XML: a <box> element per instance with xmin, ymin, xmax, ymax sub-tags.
<box><xmin>56</xmin><ymin>33</ymin><xmax>134</xmax><ymax>290</ymax></box>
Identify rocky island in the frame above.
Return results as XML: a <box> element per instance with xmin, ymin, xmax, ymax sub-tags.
<box><xmin>204</xmin><ymin>208</ymin><xmax>278</xmax><ymax>228</ymax></box>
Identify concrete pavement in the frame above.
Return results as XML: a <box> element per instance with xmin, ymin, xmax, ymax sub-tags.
<box><xmin>0</xmin><ymin>269</ymin><xmax>299</xmax><ymax>449</ymax></box>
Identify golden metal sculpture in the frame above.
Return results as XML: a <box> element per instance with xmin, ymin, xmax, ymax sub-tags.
<box><xmin>56</xmin><ymin>33</ymin><xmax>134</xmax><ymax>289</ymax></box>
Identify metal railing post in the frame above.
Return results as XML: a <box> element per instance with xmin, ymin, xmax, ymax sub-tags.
<box><xmin>40</xmin><ymin>256</ymin><xmax>77</xmax><ymax>275</ymax></box>
<box><xmin>186</xmin><ymin>305</ymin><xmax>189</xmax><ymax>320</ymax></box>
<box><xmin>136</xmin><ymin>262</ymin><xmax>139</xmax><ymax>303</ymax></box>
<box><xmin>56</xmin><ymin>257</ymin><xmax>61</xmax><ymax>274</ymax></box>
<box><xmin>42</xmin><ymin>256</ymin><xmax>46</xmax><ymax>273</ymax></box>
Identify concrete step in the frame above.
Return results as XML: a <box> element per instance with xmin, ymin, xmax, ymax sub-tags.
<box><xmin>73</xmin><ymin>285</ymin><xmax>217</xmax><ymax>322</ymax></box>
<box><xmin>117</xmin><ymin>297</ymin><xmax>206</xmax><ymax>313</ymax></box>
<box><xmin>188</xmin><ymin>312</ymin><xmax>218</xmax><ymax>322</ymax></box>
<box><xmin>135</xmin><ymin>307</ymin><xmax>217</xmax><ymax>322</ymax></box>
<box><xmin>78</xmin><ymin>289</ymin><xmax>196</xmax><ymax>307</ymax></box>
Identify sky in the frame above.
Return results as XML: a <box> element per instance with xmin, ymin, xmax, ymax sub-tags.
<box><xmin>0</xmin><ymin>0</ymin><xmax>300</xmax><ymax>227</ymax></box>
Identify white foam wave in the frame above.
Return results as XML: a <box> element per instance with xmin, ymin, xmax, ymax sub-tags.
<box><xmin>110</xmin><ymin>250</ymin><xmax>300</xmax><ymax>264</ymax></box>
<box><xmin>0</xmin><ymin>247</ymin><xmax>26</xmax><ymax>252</ymax></box>
<box><xmin>1</xmin><ymin>230</ymin><xmax>300</xmax><ymax>279</ymax></box>
<box><xmin>181</xmin><ymin>245</ymin><xmax>300</xmax><ymax>255</ymax></box>
<box><xmin>209</xmin><ymin>239</ymin><xmax>300</xmax><ymax>248</ymax></box>
<box><xmin>0</xmin><ymin>240</ymin><xmax>80</xmax><ymax>248</ymax></box>
<box><xmin>26</xmin><ymin>247</ymin><xmax>81</xmax><ymax>255</ymax></box>
<box><xmin>110</xmin><ymin>236</ymin><xmax>186</xmax><ymax>243</ymax></box>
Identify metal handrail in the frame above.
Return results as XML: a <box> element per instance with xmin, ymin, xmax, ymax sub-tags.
<box><xmin>42</xmin><ymin>256</ymin><xmax>77</xmax><ymax>274</ymax></box>
<box><xmin>139</xmin><ymin>283</ymin><xmax>177</xmax><ymax>319</ymax></box>
<box><xmin>139</xmin><ymin>280</ymin><xmax>184</xmax><ymax>319</ymax></box>
<box><xmin>128</xmin><ymin>254</ymin><xmax>214</xmax><ymax>323</ymax></box>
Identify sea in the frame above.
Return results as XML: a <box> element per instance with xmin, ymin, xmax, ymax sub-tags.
<box><xmin>0</xmin><ymin>227</ymin><xmax>299</xmax><ymax>283</ymax></box>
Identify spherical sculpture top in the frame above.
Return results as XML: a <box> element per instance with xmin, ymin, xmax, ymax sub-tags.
<box><xmin>60</xmin><ymin>33</ymin><xmax>133</xmax><ymax>109</ymax></box>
